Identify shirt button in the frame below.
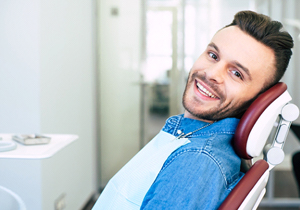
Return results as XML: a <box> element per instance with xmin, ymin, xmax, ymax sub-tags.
<box><xmin>177</xmin><ymin>130</ymin><xmax>182</xmax><ymax>135</ymax></box>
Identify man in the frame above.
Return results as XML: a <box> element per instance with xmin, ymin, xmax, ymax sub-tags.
<box><xmin>93</xmin><ymin>10</ymin><xmax>293</xmax><ymax>209</ymax></box>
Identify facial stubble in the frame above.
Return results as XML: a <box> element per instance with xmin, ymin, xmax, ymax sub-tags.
<box><xmin>182</xmin><ymin>72</ymin><xmax>254</xmax><ymax>121</ymax></box>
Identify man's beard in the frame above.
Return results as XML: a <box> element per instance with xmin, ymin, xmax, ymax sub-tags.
<box><xmin>182</xmin><ymin>72</ymin><xmax>254</xmax><ymax>121</ymax></box>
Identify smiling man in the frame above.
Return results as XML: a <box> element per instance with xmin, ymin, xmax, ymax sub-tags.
<box><xmin>93</xmin><ymin>11</ymin><xmax>293</xmax><ymax>210</ymax></box>
<box><xmin>183</xmin><ymin>25</ymin><xmax>276</xmax><ymax>122</ymax></box>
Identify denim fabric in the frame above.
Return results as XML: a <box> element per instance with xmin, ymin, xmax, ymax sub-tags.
<box><xmin>141</xmin><ymin>115</ymin><xmax>243</xmax><ymax>210</ymax></box>
<box><xmin>93</xmin><ymin>114</ymin><xmax>243</xmax><ymax>210</ymax></box>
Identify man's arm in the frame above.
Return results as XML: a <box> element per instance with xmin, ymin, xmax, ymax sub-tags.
<box><xmin>140</xmin><ymin>150</ymin><xmax>230</xmax><ymax>210</ymax></box>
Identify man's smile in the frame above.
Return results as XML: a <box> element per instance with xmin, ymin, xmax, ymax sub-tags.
<box><xmin>194</xmin><ymin>79</ymin><xmax>220</xmax><ymax>100</ymax></box>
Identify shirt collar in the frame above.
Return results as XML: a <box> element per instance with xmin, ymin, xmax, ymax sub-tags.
<box><xmin>162</xmin><ymin>114</ymin><xmax>240</xmax><ymax>137</ymax></box>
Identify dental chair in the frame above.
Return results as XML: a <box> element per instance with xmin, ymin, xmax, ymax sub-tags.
<box><xmin>219</xmin><ymin>82</ymin><xmax>300</xmax><ymax>210</ymax></box>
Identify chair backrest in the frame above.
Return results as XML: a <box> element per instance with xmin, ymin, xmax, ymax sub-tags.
<box><xmin>219</xmin><ymin>82</ymin><xmax>299</xmax><ymax>210</ymax></box>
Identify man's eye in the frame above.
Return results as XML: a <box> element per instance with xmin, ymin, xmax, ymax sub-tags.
<box><xmin>232</xmin><ymin>70</ymin><xmax>243</xmax><ymax>79</ymax></box>
<box><xmin>208</xmin><ymin>52</ymin><xmax>218</xmax><ymax>60</ymax></box>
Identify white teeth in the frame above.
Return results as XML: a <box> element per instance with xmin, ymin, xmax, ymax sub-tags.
<box><xmin>196</xmin><ymin>82</ymin><xmax>217</xmax><ymax>98</ymax></box>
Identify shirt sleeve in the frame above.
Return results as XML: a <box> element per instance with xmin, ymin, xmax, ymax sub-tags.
<box><xmin>140</xmin><ymin>149</ymin><xmax>230</xmax><ymax>210</ymax></box>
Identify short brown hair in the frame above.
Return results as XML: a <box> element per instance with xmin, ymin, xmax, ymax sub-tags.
<box><xmin>225</xmin><ymin>10</ymin><xmax>294</xmax><ymax>91</ymax></box>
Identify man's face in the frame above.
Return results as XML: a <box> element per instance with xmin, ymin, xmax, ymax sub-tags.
<box><xmin>183</xmin><ymin>26</ymin><xmax>275</xmax><ymax>122</ymax></box>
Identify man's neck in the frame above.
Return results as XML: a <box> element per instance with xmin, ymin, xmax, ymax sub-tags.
<box><xmin>183</xmin><ymin>110</ymin><xmax>215</xmax><ymax>123</ymax></box>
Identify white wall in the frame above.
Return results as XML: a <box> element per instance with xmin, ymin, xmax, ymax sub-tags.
<box><xmin>97</xmin><ymin>0</ymin><xmax>142</xmax><ymax>186</ymax></box>
<box><xmin>0</xmin><ymin>0</ymin><xmax>97</xmax><ymax>208</ymax></box>
<box><xmin>0</xmin><ymin>1</ymin><xmax>41</xmax><ymax>133</ymax></box>
<box><xmin>39</xmin><ymin>0</ymin><xmax>98</xmax><ymax>208</ymax></box>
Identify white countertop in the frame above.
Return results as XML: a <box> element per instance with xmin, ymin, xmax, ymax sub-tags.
<box><xmin>0</xmin><ymin>134</ymin><xmax>78</xmax><ymax>159</ymax></box>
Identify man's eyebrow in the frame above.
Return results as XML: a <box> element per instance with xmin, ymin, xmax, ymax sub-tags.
<box><xmin>208</xmin><ymin>42</ymin><xmax>219</xmax><ymax>53</ymax></box>
<box><xmin>208</xmin><ymin>42</ymin><xmax>252</xmax><ymax>80</ymax></box>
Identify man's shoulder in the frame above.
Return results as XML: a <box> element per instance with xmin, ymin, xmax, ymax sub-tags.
<box><xmin>162</xmin><ymin>132</ymin><xmax>242</xmax><ymax>188</ymax></box>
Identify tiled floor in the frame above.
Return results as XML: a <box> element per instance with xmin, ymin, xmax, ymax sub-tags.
<box><xmin>81</xmin><ymin>197</ymin><xmax>96</xmax><ymax>210</ymax></box>
<box><xmin>257</xmin><ymin>170</ymin><xmax>300</xmax><ymax>210</ymax></box>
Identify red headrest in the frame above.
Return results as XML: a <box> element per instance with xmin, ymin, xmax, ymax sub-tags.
<box><xmin>233</xmin><ymin>82</ymin><xmax>288</xmax><ymax>159</ymax></box>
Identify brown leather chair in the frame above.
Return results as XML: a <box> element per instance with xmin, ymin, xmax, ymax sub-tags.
<box><xmin>219</xmin><ymin>82</ymin><xmax>299</xmax><ymax>210</ymax></box>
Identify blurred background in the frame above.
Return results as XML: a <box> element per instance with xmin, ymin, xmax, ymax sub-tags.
<box><xmin>0</xmin><ymin>0</ymin><xmax>300</xmax><ymax>209</ymax></box>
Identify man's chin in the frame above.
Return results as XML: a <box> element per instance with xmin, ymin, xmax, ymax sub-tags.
<box><xmin>183</xmin><ymin>108</ymin><xmax>219</xmax><ymax>122</ymax></box>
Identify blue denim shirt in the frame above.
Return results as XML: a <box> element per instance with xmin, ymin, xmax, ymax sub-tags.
<box><xmin>141</xmin><ymin>115</ymin><xmax>243</xmax><ymax>209</ymax></box>
<box><xmin>93</xmin><ymin>115</ymin><xmax>243</xmax><ymax>210</ymax></box>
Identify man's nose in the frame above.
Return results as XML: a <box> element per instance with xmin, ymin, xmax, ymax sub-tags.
<box><xmin>205</xmin><ymin>62</ymin><xmax>226</xmax><ymax>84</ymax></box>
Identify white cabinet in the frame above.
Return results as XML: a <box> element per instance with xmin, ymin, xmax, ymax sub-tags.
<box><xmin>0</xmin><ymin>134</ymin><xmax>85</xmax><ymax>210</ymax></box>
